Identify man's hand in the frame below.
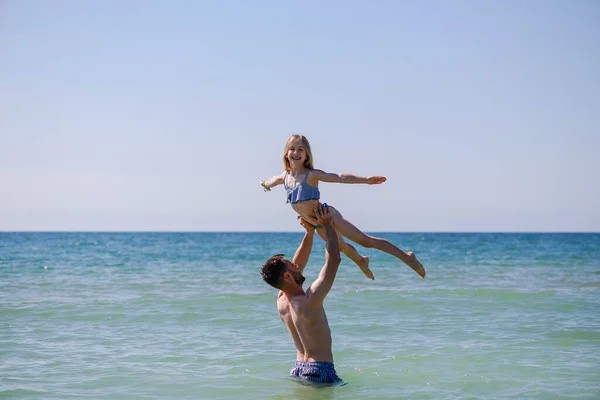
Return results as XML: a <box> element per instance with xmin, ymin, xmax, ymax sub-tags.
<box><xmin>298</xmin><ymin>218</ymin><xmax>315</xmax><ymax>233</ymax></box>
<box><xmin>314</xmin><ymin>203</ymin><xmax>333</xmax><ymax>227</ymax></box>
<box><xmin>366</xmin><ymin>176</ymin><xmax>387</xmax><ymax>184</ymax></box>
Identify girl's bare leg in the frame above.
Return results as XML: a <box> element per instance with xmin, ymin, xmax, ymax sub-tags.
<box><xmin>315</xmin><ymin>227</ymin><xmax>374</xmax><ymax>280</ymax></box>
<box><xmin>328</xmin><ymin>206</ymin><xmax>426</xmax><ymax>278</ymax></box>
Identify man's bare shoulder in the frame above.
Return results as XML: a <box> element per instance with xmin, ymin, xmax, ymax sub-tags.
<box><xmin>297</xmin><ymin>287</ymin><xmax>322</xmax><ymax>311</ymax></box>
<box><xmin>303</xmin><ymin>285</ymin><xmax>323</xmax><ymax>312</ymax></box>
<box><xmin>277</xmin><ymin>291</ymin><xmax>291</xmax><ymax>305</ymax></box>
<box><xmin>278</xmin><ymin>291</ymin><xmax>313</xmax><ymax>312</ymax></box>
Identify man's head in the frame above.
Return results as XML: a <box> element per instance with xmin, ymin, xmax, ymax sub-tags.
<box><xmin>261</xmin><ymin>254</ymin><xmax>306</xmax><ymax>289</ymax></box>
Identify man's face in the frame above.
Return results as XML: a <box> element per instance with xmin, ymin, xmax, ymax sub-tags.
<box><xmin>286</xmin><ymin>261</ymin><xmax>305</xmax><ymax>286</ymax></box>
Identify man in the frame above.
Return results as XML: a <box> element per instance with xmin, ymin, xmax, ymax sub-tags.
<box><xmin>261</xmin><ymin>203</ymin><xmax>343</xmax><ymax>384</ymax></box>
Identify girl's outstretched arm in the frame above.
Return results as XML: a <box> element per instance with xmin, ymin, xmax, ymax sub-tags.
<box><xmin>311</xmin><ymin>169</ymin><xmax>386</xmax><ymax>185</ymax></box>
<box><xmin>260</xmin><ymin>172</ymin><xmax>285</xmax><ymax>191</ymax></box>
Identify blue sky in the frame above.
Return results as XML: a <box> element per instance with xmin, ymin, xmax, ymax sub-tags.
<box><xmin>1</xmin><ymin>0</ymin><xmax>598</xmax><ymax>232</ymax></box>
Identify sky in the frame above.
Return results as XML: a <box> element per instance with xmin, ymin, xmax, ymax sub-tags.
<box><xmin>1</xmin><ymin>0</ymin><xmax>599</xmax><ymax>232</ymax></box>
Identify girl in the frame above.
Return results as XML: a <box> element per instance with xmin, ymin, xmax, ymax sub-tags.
<box><xmin>260</xmin><ymin>134</ymin><xmax>426</xmax><ymax>280</ymax></box>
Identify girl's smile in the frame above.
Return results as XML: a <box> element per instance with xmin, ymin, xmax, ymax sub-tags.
<box><xmin>287</xmin><ymin>141</ymin><xmax>307</xmax><ymax>167</ymax></box>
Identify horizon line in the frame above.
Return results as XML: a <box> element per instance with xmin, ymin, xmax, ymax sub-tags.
<box><xmin>1</xmin><ymin>230</ymin><xmax>599</xmax><ymax>234</ymax></box>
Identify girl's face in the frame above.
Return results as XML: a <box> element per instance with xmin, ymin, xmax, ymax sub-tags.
<box><xmin>286</xmin><ymin>139</ymin><xmax>307</xmax><ymax>169</ymax></box>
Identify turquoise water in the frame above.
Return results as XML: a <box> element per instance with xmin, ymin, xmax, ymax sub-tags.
<box><xmin>1</xmin><ymin>232</ymin><xmax>599</xmax><ymax>399</ymax></box>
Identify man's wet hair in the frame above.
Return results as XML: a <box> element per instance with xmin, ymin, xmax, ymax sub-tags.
<box><xmin>261</xmin><ymin>254</ymin><xmax>287</xmax><ymax>289</ymax></box>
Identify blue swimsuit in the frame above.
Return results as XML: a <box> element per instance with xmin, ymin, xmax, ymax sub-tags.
<box><xmin>284</xmin><ymin>171</ymin><xmax>328</xmax><ymax>228</ymax></box>
<box><xmin>290</xmin><ymin>361</ymin><xmax>342</xmax><ymax>385</ymax></box>
<box><xmin>284</xmin><ymin>171</ymin><xmax>320</xmax><ymax>204</ymax></box>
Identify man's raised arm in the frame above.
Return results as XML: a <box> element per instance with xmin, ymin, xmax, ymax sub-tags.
<box><xmin>292</xmin><ymin>218</ymin><xmax>316</xmax><ymax>274</ymax></box>
<box><xmin>306</xmin><ymin>204</ymin><xmax>341</xmax><ymax>307</ymax></box>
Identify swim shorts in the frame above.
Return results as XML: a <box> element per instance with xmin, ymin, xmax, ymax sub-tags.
<box><xmin>290</xmin><ymin>361</ymin><xmax>342</xmax><ymax>384</ymax></box>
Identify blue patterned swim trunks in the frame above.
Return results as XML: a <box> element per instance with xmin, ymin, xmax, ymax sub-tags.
<box><xmin>290</xmin><ymin>361</ymin><xmax>342</xmax><ymax>384</ymax></box>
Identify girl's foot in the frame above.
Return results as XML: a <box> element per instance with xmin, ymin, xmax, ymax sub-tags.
<box><xmin>358</xmin><ymin>256</ymin><xmax>374</xmax><ymax>280</ymax></box>
<box><xmin>406</xmin><ymin>252</ymin><xmax>426</xmax><ymax>278</ymax></box>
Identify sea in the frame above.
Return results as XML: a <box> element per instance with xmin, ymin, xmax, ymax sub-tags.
<box><xmin>1</xmin><ymin>232</ymin><xmax>599</xmax><ymax>399</ymax></box>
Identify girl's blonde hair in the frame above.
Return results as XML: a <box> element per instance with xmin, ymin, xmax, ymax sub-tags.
<box><xmin>283</xmin><ymin>134</ymin><xmax>314</xmax><ymax>170</ymax></box>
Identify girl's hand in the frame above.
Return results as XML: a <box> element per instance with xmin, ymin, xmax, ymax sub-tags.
<box><xmin>366</xmin><ymin>176</ymin><xmax>387</xmax><ymax>184</ymax></box>
<box><xmin>260</xmin><ymin>180</ymin><xmax>271</xmax><ymax>192</ymax></box>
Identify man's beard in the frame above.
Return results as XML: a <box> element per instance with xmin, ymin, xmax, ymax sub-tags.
<box><xmin>292</xmin><ymin>271</ymin><xmax>306</xmax><ymax>285</ymax></box>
